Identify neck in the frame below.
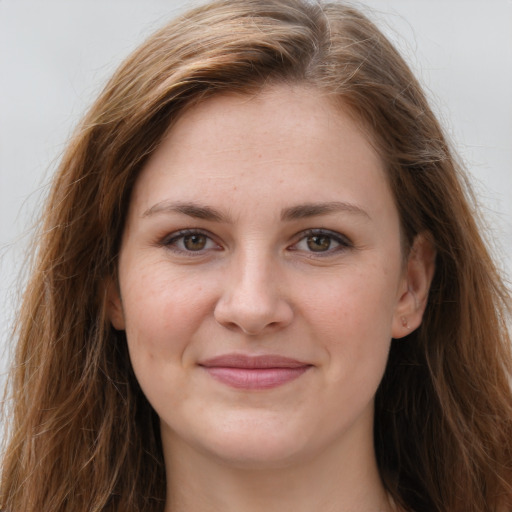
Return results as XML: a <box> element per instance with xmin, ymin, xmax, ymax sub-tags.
<box><xmin>162</xmin><ymin>425</ymin><xmax>393</xmax><ymax>512</ymax></box>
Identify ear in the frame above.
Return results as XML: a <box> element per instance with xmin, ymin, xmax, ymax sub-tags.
<box><xmin>105</xmin><ymin>277</ymin><xmax>126</xmax><ymax>331</ymax></box>
<box><xmin>392</xmin><ymin>232</ymin><xmax>436</xmax><ymax>339</ymax></box>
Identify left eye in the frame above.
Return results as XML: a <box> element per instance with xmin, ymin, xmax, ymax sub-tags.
<box><xmin>163</xmin><ymin>230</ymin><xmax>219</xmax><ymax>253</ymax></box>
<box><xmin>291</xmin><ymin>230</ymin><xmax>351</xmax><ymax>254</ymax></box>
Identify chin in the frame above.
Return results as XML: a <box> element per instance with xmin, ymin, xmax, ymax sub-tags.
<box><xmin>176</xmin><ymin>412</ymin><xmax>316</xmax><ymax>470</ymax></box>
<box><xmin>205</xmin><ymin>436</ymin><xmax>311</xmax><ymax>470</ymax></box>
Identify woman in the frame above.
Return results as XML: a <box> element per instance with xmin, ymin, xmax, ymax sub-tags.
<box><xmin>1</xmin><ymin>0</ymin><xmax>511</xmax><ymax>511</ymax></box>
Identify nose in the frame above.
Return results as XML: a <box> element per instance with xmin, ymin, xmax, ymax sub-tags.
<box><xmin>213</xmin><ymin>250</ymin><xmax>294</xmax><ymax>335</ymax></box>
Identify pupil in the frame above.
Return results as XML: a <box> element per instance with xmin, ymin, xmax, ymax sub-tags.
<box><xmin>307</xmin><ymin>235</ymin><xmax>330</xmax><ymax>252</ymax></box>
<box><xmin>184</xmin><ymin>234</ymin><xmax>206</xmax><ymax>251</ymax></box>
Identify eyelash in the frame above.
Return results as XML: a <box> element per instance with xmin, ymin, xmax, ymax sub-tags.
<box><xmin>289</xmin><ymin>229</ymin><xmax>353</xmax><ymax>256</ymax></box>
<box><xmin>160</xmin><ymin>228</ymin><xmax>352</xmax><ymax>256</ymax></box>
<box><xmin>161</xmin><ymin>229</ymin><xmax>221</xmax><ymax>255</ymax></box>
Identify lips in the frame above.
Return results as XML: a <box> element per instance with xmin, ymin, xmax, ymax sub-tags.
<box><xmin>199</xmin><ymin>354</ymin><xmax>312</xmax><ymax>390</ymax></box>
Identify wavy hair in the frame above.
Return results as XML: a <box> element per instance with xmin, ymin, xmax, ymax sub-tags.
<box><xmin>2</xmin><ymin>1</ymin><xmax>511</xmax><ymax>511</ymax></box>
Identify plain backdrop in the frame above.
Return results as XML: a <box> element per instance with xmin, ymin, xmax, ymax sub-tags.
<box><xmin>1</xmin><ymin>0</ymin><xmax>511</xmax><ymax>380</ymax></box>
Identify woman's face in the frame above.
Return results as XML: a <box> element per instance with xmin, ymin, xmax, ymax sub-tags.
<box><xmin>109</xmin><ymin>85</ymin><xmax>427</xmax><ymax>469</ymax></box>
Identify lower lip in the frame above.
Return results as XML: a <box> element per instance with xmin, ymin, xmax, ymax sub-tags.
<box><xmin>202</xmin><ymin>366</ymin><xmax>310</xmax><ymax>390</ymax></box>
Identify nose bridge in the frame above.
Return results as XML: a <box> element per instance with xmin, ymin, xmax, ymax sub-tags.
<box><xmin>236</xmin><ymin>242</ymin><xmax>274</xmax><ymax>297</ymax></box>
<box><xmin>214</xmin><ymin>240</ymin><xmax>293</xmax><ymax>335</ymax></box>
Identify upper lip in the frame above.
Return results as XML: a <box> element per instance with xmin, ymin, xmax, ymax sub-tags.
<box><xmin>199</xmin><ymin>354</ymin><xmax>310</xmax><ymax>369</ymax></box>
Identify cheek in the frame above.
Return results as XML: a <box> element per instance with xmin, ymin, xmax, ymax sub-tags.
<box><xmin>118</xmin><ymin>264</ymin><xmax>217</xmax><ymax>411</ymax></box>
<box><xmin>120</xmin><ymin>263</ymin><xmax>214</xmax><ymax>360</ymax></box>
<box><xmin>301</xmin><ymin>264</ymin><xmax>399</xmax><ymax>334</ymax></box>
<box><xmin>297</xmin><ymin>263</ymin><xmax>399</xmax><ymax>384</ymax></box>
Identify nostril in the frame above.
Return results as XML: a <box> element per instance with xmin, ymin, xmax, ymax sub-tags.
<box><xmin>214</xmin><ymin>300</ymin><xmax>293</xmax><ymax>336</ymax></box>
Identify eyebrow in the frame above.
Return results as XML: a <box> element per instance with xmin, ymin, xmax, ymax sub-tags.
<box><xmin>142</xmin><ymin>201</ymin><xmax>227</xmax><ymax>222</ymax></box>
<box><xmin>142</xmin><ymin>200</ymin><xmax>370</xmax><ymax>222</ymax></box>
<box><xmin>280</xmin><ymin>201</ymin><xmax>370</xmax><ymax>221</ymax></box>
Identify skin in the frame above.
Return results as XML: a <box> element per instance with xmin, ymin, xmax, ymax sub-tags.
<box><xmin>108</xmin><ymin>85</ymin><xmax>434</xmax><ymax>512</ymax></box>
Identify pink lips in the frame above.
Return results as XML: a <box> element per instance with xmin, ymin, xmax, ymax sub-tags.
<box><xmin>199</xmin><ymin>354</ymin><xmax>311</xmax><ymax>390</ymax></box>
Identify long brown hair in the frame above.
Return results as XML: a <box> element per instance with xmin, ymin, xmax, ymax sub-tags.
<box><xmin>2</xmin><ymin>1</ymin><xmax>511</xmax><ymax>511</ymax></box>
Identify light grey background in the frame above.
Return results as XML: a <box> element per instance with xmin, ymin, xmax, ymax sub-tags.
<box><xmin>1</xmin><ymin>0</ymin><xmax>511</xmax><ymax>380</ymax></box>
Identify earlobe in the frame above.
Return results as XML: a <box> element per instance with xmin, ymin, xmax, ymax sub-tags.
<box><xmin>392</xmin><ymin>232</ymin><xmax>436</xmax><ymax>339</ymax></box>
<box><xmin>105</xmin><ymin>278</ymin><xmax>126</xmax><ymax>331</ymax></box>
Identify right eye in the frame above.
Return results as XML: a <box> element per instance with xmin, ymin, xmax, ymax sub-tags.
<box><xmin>162</xmin><ymin>230</ymin><xmax>221</xmax><ymax>254</ymax></box>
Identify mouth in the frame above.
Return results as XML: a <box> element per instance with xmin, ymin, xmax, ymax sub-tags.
<box><xmin>199</xmin><ymin>354</ymin><xmax>312</xmax><ymax>390</ymax></box>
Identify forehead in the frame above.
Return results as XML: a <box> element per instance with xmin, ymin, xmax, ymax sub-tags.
<box><xmin>128</xmin><ymin>85</ymin><xmax>393</xmax><ymax>222</ymax></box>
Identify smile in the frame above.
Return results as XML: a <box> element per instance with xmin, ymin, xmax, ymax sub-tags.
<box><xmin>199</xmin><ymin>354</ymin><xmax>312</xmax><ymax>390</ymax></box>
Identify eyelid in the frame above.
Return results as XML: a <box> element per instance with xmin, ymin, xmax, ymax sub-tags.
<box><xmin>161</xmin><ymin>228</ymin><xmax>222</xmax><ymax>254</ymax></box>
<box><xmin>158</xmin><ymin>227</ymin><xmax>352</xmax><ymax>257</ymax></box>
<box><xmin>288</xmin><ymin>228</ymin><xmax>353</xmax><ymax>255</ymax></box>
